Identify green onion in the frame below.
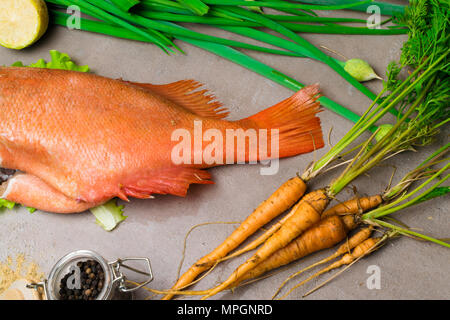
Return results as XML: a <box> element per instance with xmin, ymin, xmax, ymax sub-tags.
<box><xmin>171</xmin><ymin>25</ymin><xmax>364</xmax><ymax>123</ymax></box>
<box><xmin>218</xmin><ymin>25</ymin><xmax>318</xmax><ymax>59</ymax></box>
<box><xmin>49</xmin><ymin>11</ymin><xmax>363</xmax><ymax>124</ymax></box>
<box><xmin>177</xmin><ymin>0</ymin><xmax>210</xmax><ymax>16</ymax></box>
<box><xmin>51</xmin><ymin>10</ymin><xmax>159</xmax><ymax>41</ymax></box>
<box><xmin>261</xmin><ymin>14</ymin><xmax>368</xmax><ymax>23</ymax></box>
<box><xmin>293</xmin><ymin>0</ymin><xmax>406</xmax><ymax>16</ymax></box>
<box><xmin>78</xmin><ymin>1</ymin><xmax>309</xmax><ymax>57</ymax></box>
<box><xmin>137</xmin><ymin>10</ymin><xmax>407</xmax><ymax>35</ymax></box>
<box><xmin>216</xmin><ymin>6</ymin><xmax>378</xmax><ymax>100</ymax></box>
<box><xmin>47</xmin><ymin>0</ymin><xmax>175</xmax><ymax>52</ymax></box>
<box><xmin>45</xmin><ymin>0</ymin><xmax>409</xmax><ymax>126</ymax></box>
<box><xmin>245</xmin><ymin>0</ymin><xmax>264</xmax><ymax>14</ymax></box>
<box><xmin>202</xmin><ymin>0</ymin><xmax>374</xmax><ymax>11</ymax></box>
<box><xmin>110</xmin><ymin>0</ymin><xmax>141</xmax><ymax>12</ymax></box>
<box><xmin>140</xmin><ymin>0</ymin><xmax>193</xmax><ymax>14</ymax></box>
<box><xmin>281</xmin><ymin>22</ymin><xmax>407</xmax><ymax>35</ymax></box>
<box><xmin>50</xmin><ymin>10</ymin><xmax>300</xmax><ymax>57</ymax></box>
<box><xmin>139</xmin><ymin>10</ymin><xmax>252</xmax><ymax>25</ymax></box>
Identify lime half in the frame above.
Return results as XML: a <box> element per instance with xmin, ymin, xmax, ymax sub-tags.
<box><xmin>0</xmin><ymin>0</ymin><xmax>49</xmax><ymax>50</ymax></box>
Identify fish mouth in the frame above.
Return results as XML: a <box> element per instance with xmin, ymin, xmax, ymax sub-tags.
<box><xmin>0</xmin><ymin>168</ymin><xmax>16</xmax><ymax>183</ymax></box>
<box><xmin>0</xmin><ymin>168</ymin><xmax>17</xmax><ymax>197</ymax></box>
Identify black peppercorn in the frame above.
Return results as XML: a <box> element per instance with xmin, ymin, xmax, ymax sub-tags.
<box><xmin>58</xmin><ymin>259</ymin><xmax>105</xmax><ymax>300</ymax></box>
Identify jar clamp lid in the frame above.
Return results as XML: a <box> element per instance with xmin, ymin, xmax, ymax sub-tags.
<box><xmin>28</xmin><ymin>250</ymin><xmax>153</xmax><ymax>300</ymax></box>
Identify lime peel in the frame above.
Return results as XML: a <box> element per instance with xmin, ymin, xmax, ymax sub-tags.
<box><xmin>0</xmin><ymin>0</ymin><xmax>49</xmax><ymax>50</ymax></box>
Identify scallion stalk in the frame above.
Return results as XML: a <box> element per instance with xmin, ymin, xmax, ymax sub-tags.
<box><xmin>49</xmin><ymin>11</ymin><xmax>364</xmax><ymax>124</ymax></box>
<box><xmin>110</xmin><ymin>0</ymin><xmax>141</xmax><ymax>12</ymax></box>
<box><xmin>176</xmin><ymin>0</ymin><xmax>210</xmax><ymax>16</ymax></box>
<box><xmin>292</xmin><ymin>0</ymin><xmax>406</xmax><ymax>16</ymax></box>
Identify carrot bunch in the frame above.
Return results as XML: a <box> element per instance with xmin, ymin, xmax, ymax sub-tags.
<box><xmin>160</xmin><ymin>142</ymin><xmax>447</xmax><ymax>300</ymax></box>
<box><xmin>159</xmin><ymin>46</ymin><xmax>449</xmax><ymax>298</ymax></box>
<box><xmin>273</xmin><ymin>148</ymin><xmax>450</xmax><ymax>299</ymax></box>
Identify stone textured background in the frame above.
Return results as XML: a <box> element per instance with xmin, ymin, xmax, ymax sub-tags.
<box><xmin>0</xmin><ymin>1</ymin><xmax>448</xmax><ymax>300</ymax></box>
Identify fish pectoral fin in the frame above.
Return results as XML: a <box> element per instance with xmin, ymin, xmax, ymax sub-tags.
<box><xmin>124</xmin><ymin>79</ymin><xmax>230</xmax><ymax>119</ymax></box>
<box><xmin>123</xmin><ymin>167</ymin><xmax>214</xmax><ymax>198</ymax></box>
<box><xmin>0</xmin><ymin>173</ymin><xmax>97</xmax><ymax>213</ymax></box>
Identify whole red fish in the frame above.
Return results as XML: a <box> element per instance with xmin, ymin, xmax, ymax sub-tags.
<box><xmin>0</xmin><ymin>67</ymin><xmax>323</xmax><ymax>213</ymax></box>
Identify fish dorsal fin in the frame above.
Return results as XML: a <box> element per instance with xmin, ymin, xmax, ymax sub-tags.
<box><xmin>125</xmin><ymin>80</ymin><xmax>230</xmax><ymax>120</ymax></box>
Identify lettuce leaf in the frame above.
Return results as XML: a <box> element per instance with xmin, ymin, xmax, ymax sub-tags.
<box><xmin>27</xmin><ymin>207</ymin><xmax>37</xmax><ymax>214</ymax></box>
<box><xmin>12</xmin><ymin>50</ymin><xmax>89</xmax><ymax>72</ymax></box>
<box><xmin>0</xmin><ymin>199</ymin><xmax>16</xmax><ymax>210</ymax></box>
<box><xmin>90</xmin><ymin>199</ymin><xmax>127</xmax><ymax>231</ymax></box>
<box><xmin>5</xmin><ymin>50</ymin><xmax>126</xmax><ymax>231</ymax></box>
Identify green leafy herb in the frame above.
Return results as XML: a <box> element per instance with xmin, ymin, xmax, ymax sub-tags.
<box><xmin>362</xmin><ymin>149</ymin><xmax>450</xmax><ymax>248</ymax></box>
<box><xmin>415</xmin><ymin>186</ymin><xmax>450</xmax><ymax>204</ymax></box>
<box><xmin>303</xmin><ymin>0</ymin><xmax>449</xmax><ymax>184</ymax></box>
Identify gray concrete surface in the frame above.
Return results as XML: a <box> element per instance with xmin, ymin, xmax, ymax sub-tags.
<box><xmin>0</xmin><ymin>2</ymin><xmax>448</xmax><ymax>300</ymax></box>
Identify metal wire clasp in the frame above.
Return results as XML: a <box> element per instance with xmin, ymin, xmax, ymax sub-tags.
<box><xmin>109</xmin><ymin>257</ymin><xmax>153</xmax><ymax>293</ymax></box>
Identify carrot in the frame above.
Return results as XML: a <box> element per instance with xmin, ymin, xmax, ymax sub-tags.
<box><xmin>272</xmin><ymin>226</ymin><xmax>373</xmax><ymax>298</ymax></box>
<box><xmin>331</xmin><ymin>226</ymin><xmax>374</xmax><ymax>256</ymax></box>
<box><xmin>222</xmin><ymin>194</ymin><xmax>381</xmax><ymax>263</ymax></box>
<box><xmin>238</xmin><ymin>205</ymin><xmax>377</xmax><ymax>288</ymax></box>
<box><xmin>163</xmin><ymin>176</ymin><xmax>306</xmax><ymax>300</ymax></box>
<box><xmin>278</xmin><ymin>237</ymin><xmax>381</xmax><ymax>299</ymax></box>
<box><xmin>216</xmin><ymin>198</ymin><xmax>303</xmax><ymax>264</ymax></box>
<box><xmin>201</xmin><ymin>189</ymin><xmax>329</xmax><ymax>299</ymax></box>
<box><xmin>236</xmin><ymin>214</ymin><xmax>358</xmax><ymax>286</ymax></box>
<box><xmin>322</xmin><ymin>195</ymin><xmax>382</xmax><ymax>218</ymax></box>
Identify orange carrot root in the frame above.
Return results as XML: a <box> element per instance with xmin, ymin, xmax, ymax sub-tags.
<box><xmin>238</xmin><ymin>214</ymin><xmax>358</xmax><ymax>286</ymax></box>
<box><xmin>235</xmin><ymin>195</ymin><xmax>381</xmax><ymax>295</ymax></box>
<box><xmin>192</xmin><ymin>195</ymin><xmax>380</xmax><ymax>274</ymax></box>
<box><xmin>272</xmin><ymin>226</ymin><xmax>373</xmax><ymax>299</ymax></box>
<box><xmin>217</xmin><ymin>198</ymin><xmax>304</xmax><ymax>264</ymax></box>
<box><xmin>225</xmin><ymin>195</ymin><xmax>382</xmax><ymax>271</ymax></box>
<box><xmin>322</xmin><ymin>195</ymin><xmax>382</xmax><ymax>218</ymax></box>
<box><xmin>335</xmin><ymin>226</ymin><xmax>374</xmax><ymax>256</ymax></box>
<box><xmin>279</xmin><ymin>237</ymin><xmax>381</xmax><ymax>299</ymax></box>
<box><xmin>201</xmin><ymin>189</ymin><xmax>329</xmax><ymax>300</ymax></box>
<box><xmin>163</xmin><ymin>176</ymin><xmax>307</xmax><ymax>300</ymax></box>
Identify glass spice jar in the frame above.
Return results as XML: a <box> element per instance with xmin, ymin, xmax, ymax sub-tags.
<box><xmin>28</xmin><ymin>250</ymin><xmax>153</xmax><ymax>300</ymax></box>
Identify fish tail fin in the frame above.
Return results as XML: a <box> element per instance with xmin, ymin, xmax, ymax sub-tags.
<box><xmin>243</xmin><ymin>84</ymin><xmax>324</xmax><ymax>159</ymax></box>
